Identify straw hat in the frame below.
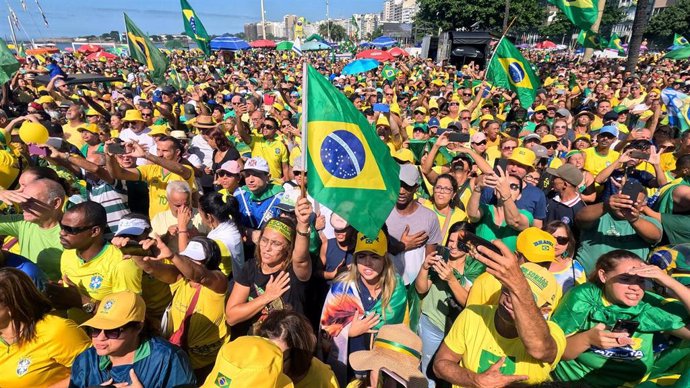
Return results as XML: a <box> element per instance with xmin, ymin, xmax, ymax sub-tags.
<box><xmin>349</xmin><ymin>324</ymin><xmax>426</xmax><ymax>387</ymax></box>
<box><xmin>193</xmin><ymin>115</ymin><xmax>218</xmax><ymax>129</ymax></box>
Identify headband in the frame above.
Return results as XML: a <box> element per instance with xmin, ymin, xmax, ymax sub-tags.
<box><xmin>265</xmin><ymin>219</ymin><xmax>293</xmax><ymax>243</ymax></box>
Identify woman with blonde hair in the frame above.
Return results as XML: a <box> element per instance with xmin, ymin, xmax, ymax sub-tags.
<box><xmin>320</xmin><ymin>229</ymin><xmax>407</xmax><ymax>386</ymax></box>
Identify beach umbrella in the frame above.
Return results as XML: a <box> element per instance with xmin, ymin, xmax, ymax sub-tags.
<box><xmin>85</xmin><ymin>51</ymin><xmax>116</xmax><ymax>61</ymax></box>
<box><xmin>250</xmin><ymin>39</ymin><xmax>277</xmax><ymax>49</ymax></box>
<box><xmin>276</xmin><ymin>41</ymin><xmax>294</xmax><ymax>51</ymax></box>
<box><xmin>77</xmin><ymin>44</ymin><xmax>102</xmax><ymax>53</ymax></box>
<box><xmin>302</xmin><ymin>41</ymin><xmax>331</xmax><ymax>51</ymax></box>
<box><xmin>371</xmin><ymin>36</ymin><xmax>396</xmax><ymax>48</ymax></box>
<box><xmin>388</xmin><ymin>47</ymin><xmax>409</xmax><ymax>57</ymax></box>
<box><xmin>209</xmin><ymin>36</ymin><xmax>250</xmax><ymax>51</ymax></box>
<box><xmin>355</xmin><ymin>49</ymin><xmax>394</xmax><ymax>61</ymax></box>
<box><xmin>342</xmin><ymin>59</ymin><xmax>379</xmax><ymax>75</ymax></box>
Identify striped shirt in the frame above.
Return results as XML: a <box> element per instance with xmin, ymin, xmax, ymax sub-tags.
<box><xmin>87</xmin><ymin>179</ymin><xmax>130</xmax><ymax>233</ymax></box>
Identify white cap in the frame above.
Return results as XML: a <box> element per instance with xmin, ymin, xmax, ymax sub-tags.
<box><xmin>179</xmin><ymin>241</ymin><xmax>206</xmax><ymax>261</ymax></box>
<box><xmin>242</xmin><ymin>157</ymin><xmax>270</xmax><ymax>174</ymax></box>
<box><xmin>399</xmin><ymin>163</ymin><xmax>420</xmax><ymax>186</ymax></box>
<box><xmin>114</xmin><ymin>218</ymin><xmax>151</xmax><ymax>237</ymax></box>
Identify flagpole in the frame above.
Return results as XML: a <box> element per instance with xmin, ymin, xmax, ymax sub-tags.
<box><xmin>300</xmin><ymin>61</ymin><xmax>308</xmax><ymax>198</ymax></box>
<box><xmin>483</xmin><ymin>17</ymin><xmax>517</xmax><ymax>82</ymax></box>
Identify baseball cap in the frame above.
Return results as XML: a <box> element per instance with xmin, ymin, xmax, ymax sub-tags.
<box><xmin>509</xmin><ymin>147</ymin><xmax>536</xmax><ymax>168</ymax></box>
<box><xmin>275</xmin><ymin>189</ymin><xmax>299</xmax><ymax>213</ymax></box>
<box><xmin>399</xmin><ymin>163</ymin><xmax>420</xmax><ymax>186</ymax></box>
<box><xmin>541</xmin><ymin>134</ymin><xmax>558</xmax><ymax>144</ymax></box>
<box><xmin>532</xmin><ymin>145</ymin><xmax>549</xmax><ymax>159</ymax></box>
<box><xmin>414</xmin><ymin>106</ymin><xmax>427</xmax><ymax>115</ymax></box>
<box><xmin>521</xmin><ymin>263</ymin><xmax>560</xmax><ymax>308</ymax></box>
<box><xmin>413</xmin><ymin>123</ymin><xmax>429</xmax><ymax>133</ymax></box>
<box><xmin>523</xmin><ymin>133</ymin><xmax>541</xmax><ymax>144</ymax></box>
<box><xmin>598</xmin><ymin>125</ymin><xmax>619</xmax><ymax>138</ymax></box>
<box><xmin>114</xmin><ymin>217</ymin><xmax>151</xmax><ymax>237</ymax></box>
<box><xmin>555</xmin><ymin>108</ymin><xmax>571</xmax><ymax>118</ymax></box>
<box><xmin>393</xmin><ymin>148</ymin><xmax>415</xmax><ymax>164</ymax></box>
<box><xmin>428</xmin><ymin>117</ymin><xmax>440</xmax><ymax>128</ymax></box>
<box><xmin>160</xmin><ymin>85</ymin><xmax>176</xmax><ymax>95</ymax></box>
<box><xmin>243</xmin><ymin>157</ymin><xmax>270</xmax><ymax>174</ymax></box>
<box><xmin>516</xmin><ymin>227</ymin><xmax>556</xmax><ymax>263</ymax></box>
<box><xmin>77</xmin><ymin>123</ymin><xmax>99</xmax><ymax>134</ymax></box>
<box><xmin>80</xmin><ymin>291</ymin><xmax>146</xmax><ymax>330</ymax></box>
<box><xmin>354</xmin><ymin>230</ymin><xmax>387</xmax><ymax>256</ymax></box>
<box><xmin>447</xmin><ymin>121</ymin><xmax>463</xmax><ymax>131</ymax></box>
<box><xmin>603</xmin><ymin>111</ymin><xmax>619</xmax><ymax>122</ymax></box>
<box><xmin>546</xmin><ymin>164</ymin><xmax>583</xmax><ymax>187</ymax></box>
<box><xmin>218</xmin><ymin>160</ymin><xmax>241</xmax><ymax>175</ymax></box>
<box><xmin>471</xmin><ymin>132</ymin><xmax>487</xmax><ymax>144</ymax></box>
<box><xmin>179</xmin><ymin>240</ymin><xmax>207</xmax><ymax>262</ymax></box>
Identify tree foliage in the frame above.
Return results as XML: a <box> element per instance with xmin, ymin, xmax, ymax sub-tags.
<box><xmin>416</xmin><ymin>0</ymin><xmax>545</xmax><ymax>35</ymax></box>
<box><xmin>318</xmin><ymin>22</ymin><xmax>347</xmax><ymax>42</ymax></box>
<box><xmin>646</xmin><ymin>0</ymin><xmax>690</xmax><ymax>43</ymax></box>
<box><xmin>538</xmin><ymin>5</ymin><xmax>626</xmax><ymax>42</ymax></box>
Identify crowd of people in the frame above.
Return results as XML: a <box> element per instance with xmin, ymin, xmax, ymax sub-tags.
<box><xmin>0</xmin><ymin>46</ymin><xmax>689</xmax><ymax>388</ymax></box>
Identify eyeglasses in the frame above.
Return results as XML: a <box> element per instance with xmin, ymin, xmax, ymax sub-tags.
<box><xmin>434</xmin><ymin>186</ymin><xmax>453</xmax><ymax>194</ymax></box>
<box><xmin>544</xmin><ymin>143</ymin><xmax>559</xmax><ymax>149</ymax></box>
<box><xmin>261</xmin><ymin>124</ymin><xmax>276</xmax><ymax>130</ymax></box>
<box><xmin>461</xmin><ymin>116</ymin><xmax>471</xmax><ymax>120</ymax></box>
<box><xmin>449</xmin><ymin>102</ymin><xmax>460</xmax><ymax>106</ymax></box>
<box><xmin>259</xmin><ymin>236</ymin><xmax>286</xmax><ymax>249</ymax></box>
<box><xmin>462</xmin><ymin>93</ymin><xmax>472</xmax><ymax>97</ymax></box>
<box><xmin>141</xmin><ymin>113</ymin><xmax>152</xmax><ymax>117</ymax></box>
<box><xmin>60</xmin><ymin>223</ymin><xmax>95</xmax><ymax>235</ymax></box>
<box><xmin>554</xmin><ymin>125</ymin><xmax>567</xmax><ymax>129</ymax></box>
<box><xmin>555</xmin><ymin>236</ymin><xmax>569</xmax><ymax>245</ymax></box>
<box><xmin>473</xmin><ymin>140</ymin><xmax>487</xmax><ymax>146</ymax></box>
<box><xmin>509</xmin><ymin>183</ymin><xmax>521</xmax><ymax>191</ymax></box>
<box><xmin>385</xmin><ymin>93</ymin><xmax>394</xmax><ymax>97</ymax></box>
<box><xmin>502</xmin><ymin>145</ymin><xmax>517</xmax><ymax>151</ymax></box>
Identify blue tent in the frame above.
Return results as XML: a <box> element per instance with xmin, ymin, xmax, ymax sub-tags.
<box><xmin>210</xmin><ymin>36</ymin><xmax>251</xmax><ymax>51</ymax></box>
<box><xmin>371</xmin><ymin>36</ymin><xmax>396</xmax><ymax>48</ymax></box>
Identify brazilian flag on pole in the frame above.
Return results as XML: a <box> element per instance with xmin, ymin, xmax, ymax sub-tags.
<box><xmin>181</xmin><ymin>0</ymin><xmax>210</xmax><ymax>56</ymax></box>
<box><xmin>124</xmin><ymin>13</ymin><xmax>169</xmax><ymax>84</ymax></box>
<box><xmin>486</xmin><ymin>38</ymin><xmax>540</xmax><ymax>108</ymax></box>
<box><xmin>548</xmin><ymin>0</ymin><xmax>597</xmax><ymax>31</ymax></box>
<box><xmin>382</xmin><ymin>65</ymin><xmax>398</xmax><ymax>82</ymax></box>
<box><xmin>674</xmin><ymin>33</ymin><xmax>689</xmax><ymax>47</ymax></box>
<box><xmin>577</xmin><ymin>29</ymin><xmax>607</xmax><ymax>50</ymax></box>
<box><xmin>608</xmin><ymin>33</ymin><xmax>625</xmax><ymax>56</ymax></box>
<box><xmin>303</xmin><ymin>64</ymin><xmax>400</xmax><ymax>238</ymax></box>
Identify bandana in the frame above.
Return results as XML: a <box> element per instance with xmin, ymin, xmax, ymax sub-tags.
<box><xmin>265</xmin><ymin>219</ymin><xmax>293</xmax><ymax>243</ymax></box>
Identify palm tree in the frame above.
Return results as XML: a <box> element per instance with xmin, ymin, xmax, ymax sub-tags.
<box><xmin>626</xmin><ymin>0</ymin><xmax>652</xmax><ymax>72</ymax></box>
<box><xmin>318</xmin><ymin>21</ymin><xmax>347</xmax><ymax>42</ymax></box>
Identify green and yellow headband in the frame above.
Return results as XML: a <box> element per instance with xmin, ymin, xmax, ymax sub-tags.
<box><xmin>265</xmin><ymin>219</ymin><xmax>293</xmax><ymax>243</ymax></box>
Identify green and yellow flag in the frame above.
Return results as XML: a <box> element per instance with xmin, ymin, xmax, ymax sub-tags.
<box><xmin>608</xmin><ymin>33</ymin><xmax>625</xmax><ymax>56</ymax></box>
<box><xmin>548</xmin><ymin>0</ymin><xmax>598</xmax><ymax>31</ymax></box>
<box><xmin>486</xmin><ymin>39</ymin><xmax>540</xmax><ymax>107</ymax></box>
<box><xmin>124</xmin><ymin>13</ymin><xmax>169</xmax><ymax>84</ymax></box>
<box><xmin>304</xmin><ymin>64</ymin><xmax>400</xmax><ymax>238</ymax></box>
<box><xmin>674</xmin><ymin>33</ymin><xmax>689</xmax><ymax>47</ymax></box>
<box><xmin>181</xmin><ymin>0</ymin><xmax>210</xmax><ymax>56</ymax></box>
<box><xmin>664</xmin><ymin>46</ymin><xmax>690</xmax><ymax>60</ymax></box>
<box><xmin>577</xmin><ymin>29</ymin><xmax>607</xmax><ymax>50</ymax></box>
<box><xmin>382</xmin><ymin>65</ymin><xmax>398</xmax><ymax>82</ymax></box>
<box><xmin>0</xmin><ymin>39</ymin><xmax>19</xmax><ymax>85</ymax></box>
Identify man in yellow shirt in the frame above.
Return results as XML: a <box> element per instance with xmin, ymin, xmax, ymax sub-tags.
<box><xmin>62</xmin><ymin>104</ymin><xmax>86</xmax><ymax>148</ymax></box>
<box><xmin>237</xmin><ymin>116</ymin><xmax>289</xmax><ymax>182</ymax></box>
<box><xmin>105</xmin><ymin>136</ymin><xmax>196</xmax><ymax>219</ymax></box>
<box><xmin>46</xmin><ymin>201</ymin><xmax>142</xmax><ymax>324</ymax></box>
<box><xmin>433</xmin><ymin>242</ymin><xmax>565</xmax><ymax>387</ymax></box>
<box><xmin>583</xmin><ymin>125</ymin><xmax>620</xmax><ymax>177</ymax></box>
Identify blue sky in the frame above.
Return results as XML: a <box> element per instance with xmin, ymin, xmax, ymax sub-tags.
<box><xmin>0</xmin><ymin>0</ymin><xmax>383</xmax><ymax>39</ymax></box>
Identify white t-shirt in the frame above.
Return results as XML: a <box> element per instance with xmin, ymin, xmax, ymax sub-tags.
<box><xmin>119</xmin><ymin>127</ymin><xmax>155</xmax><ymax>166</ymax></box>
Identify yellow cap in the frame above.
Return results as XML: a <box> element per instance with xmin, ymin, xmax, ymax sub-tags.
<box><xmin>431</xmin><ymin>79</ymin><xmax>443</xmax><ymax>86</ymax></box>
<box><xmin>390</xmin><ymin>103</ymin><xmax>401</xmax><ymax>116</ymax></box>
<box><xmin>81</xmin><ymin>291</ymin><xmax>146</xmax><ymax>330</ymax></box>
<box><xmin>36</xmin><ymin>95</ymin><xmax>54</xmax><ymax>104</ymax></box>
<box><xmin>354</xmin><ymin>230</ymin><xmax>388</xmax><ymax>256</ymax></box>
<box><xmin>516</xmin><ymin>227</ymin><xmax>556</xmax><ymax>263</ymax></box>
<box><xmin>508</xmin><ymin>147</ymin><xmax>536</xmax><ymax>168</ymax></box>
<box><xmin>85</xmin><ymin>108</ymin><xmax>101</xmax><ymax>116</ymax></box>
<box><xmin>393</xmin><ymin>148</ymin><xmax>415</xmax><ymax>164</ymax></box>
<box><xmin>201</xmin><ymin>336</ymin><xmax>293</xmax><ymax>388</ymax></box>
<box><xmin>534</xmin><ymin>105</ymin><xmax>548</xmax><ymax>113</ymax></box>
<box><xmin>376</xmin><ymin>115</ymin><xmax>390</xmax><ymax>128</ymax></box>
<box><xmin>428</xmin><ymin>99</ymin><xmax>439</xmax><ymax>110</ymax></box>
<box><xmin>0</xmin><ymin>149</ymin><xmax>20</xmax><ymax>190</ymax></box>
<box><xmin>479</xmin><ymin>114</ymin><xmax>494</xmax><ymax>122</ymax></box>
<box><xmin>77</xmin><ymin>123</ymin><xmax>99</xmax><ymax>134</ymax></box>
<box><xmin>541</xmin><ymin>134</ymin><xmax>558</xmax><ymax>144</ymax></box>
<box><xmin>414</xmin><ymin>106</ymin><xmax>427</xmax><ymax>115</ymax></box>
<box><xmin>521</xmin><ymin>262</ymin><xmax>560</xmax><ymax>308</ymax></box>
<box><xmin>148</xmin><ymin>124</ymin><xmax>170</xmax><ymax>137</ymax></box>
<box><xmin>123</xmin><ymin>109</ymin><xmax>145</xmax><ymax>122</ymax></box>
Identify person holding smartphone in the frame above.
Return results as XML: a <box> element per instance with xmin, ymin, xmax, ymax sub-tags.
<box><xmin>551</xmin><ymin>250</ymin><xmax>690</xmax><ymax>387</ymax></box>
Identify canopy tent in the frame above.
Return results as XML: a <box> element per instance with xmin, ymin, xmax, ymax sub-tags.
<box><xmin>355</xmin><ymin>49</ymin><xmax>394</xmax><ymax>61</ymax></box>
<box><xmin>388</xmin><ymin>47</ymin><xmax>409</xmax><ymax>57</ymax></box>
<box><xmin>250</xmin><ymin>39</ymin><xmax>277</xmax><ymax>49</ymax></box>
<box><xmin>209</xmin><ymin>36</ymin><xmax>251</xmax><ymax>51</ymax></box>
<box><xmin>535</xmin><ymin>40</ymin><xmax>557</xmax><ymax>49</ymax></box>
<box><xmin>34</xmin><ymin>73</ymin><xmax>122</xmax><ymax>85</ymax></box>
<box><xmin>275</xmin><ymin>41</ymin><xmax>294</xmax><ymax>51</ymax></box>
<box><xmin>26</xmin><ymin>47</ymin><xmax>59</xmax><ymax>56</ymax></box>
<box><xmin>305</xmin><ymin>33</ymin><xmax>325</xmax><ymax>42</ymax></box>
<box><xmin>371</xmin><ymin>36</ymin><xmax>397</xmax><ymax>48</ymax></box>
<box><xmin>77</xmin><ymin>44</ymin><xmax>102</xmax><ymax>53</ymax></box>
<box><xmin>302</xmin><ymin>41</ymin><xmax>331</xmax><ymax>51</ymax></box>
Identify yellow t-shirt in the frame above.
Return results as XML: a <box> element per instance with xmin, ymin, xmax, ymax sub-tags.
<box><xmin>295</xmin><ymin>358</ymin><xmax>339</xmax><ymax>388</ymax></box>
<box><xmin>62</xmin><ymin>122</ymin><xmax>85</xmax><ymax>148</ymax></box>
<box><xmin>250</xmin><ymin>135</ymin><xmax>289</xmax><ymax>180</ymax></box>
<box><xmin>444</xmin><ymin>304</ymin><xmax>566</xmax><ymax>387</ymax></box>
<box><xmin>660</xmin><ymin>152</ymin><xmax>677</xmax><ymax>173</ymax></box>
<box><xmin>169</xmin><ymin>278</ymin><xmax>228</xmax><ymax>369</ymax></box>
<box><xmin>60</xmin><ymin>243</ymin><xmax>143</xmax><ymax>324</ymax></box>
<box><xmin>0</xmin><ymin>149</ymin><xmax>19</xmax><ymax>190</ymax></box>
<box><xmin>465</xmin><ymin>272</ymin><xmax>502</xmax><ymax>306</ymax></box>
<box><xmin>583</xmin><ymin>147</ymin><xmax>620</xmax><ymax>177</ymax></box>
<box><xmin>0</xmin><ymin>314</ymin><xmax>91</xmax><ymax>387</ymax></box>
<box><xmin>421</xmin><ymin>199</ymin><xmax>468</xmax><ymax>241</ymax></box>
<box><xmin>137</xmin><ymin>164</ymin><xmax>196</xmax><ymax>219</ymax></box>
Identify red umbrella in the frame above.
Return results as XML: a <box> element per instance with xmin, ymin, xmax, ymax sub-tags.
<box><xmin>77</xmin><ymin>44</ymin><xmax>102</xmax><ymax>53</ymax></box>
<box><xmin>355</xmin><ymin>49</ymin><xmax>394</xmax><ymax>61</ymax></box>
<box><xmin>389</xmin><ymin>47</ymin><xmax>409</xmax><ymax>57</ymax></box>
<box><xmin>85</xmin><ymin>51</ymin><xmax>116</xmax><ymax>61</ymax></box>
<box><xmin>250</xmin><ymin>39</ymin><xmax>277</xmax><ymax>49</ymax></box>
<box><xmin>536</xmin><ymin>40</ymin><xmax>557</xmax><ymax>49</ymax></box>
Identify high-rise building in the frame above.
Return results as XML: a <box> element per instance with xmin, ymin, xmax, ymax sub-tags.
<box><xmin>401</xmin><ymin>0</ymin><xmax>418</xmax><ymax>23</ymax></box>
<box><xmin>382</xmin><ymin>0</ymin><xmax>402</xmax><ymax>22</ymax></box>
<box><xmin>284</xmin><ymin>15</ymin><xmax>297</xmax><ymax>40</ymax></box>
<box><xmin>358</xmin><ymin>13</ymin><xmax>380</xmax><ymax>39</ymax></box>
<box><xmin>244</xmin><ymin>23</ymin><xmax>258</xmax><ymax>41</ymax></box>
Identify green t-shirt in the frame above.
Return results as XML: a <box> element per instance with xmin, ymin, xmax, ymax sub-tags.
<box><xmin>0</xmin><ymin>214</ymin><xmax>63</xmax><ymax>280</ymax></box>
<box><xmin>420</xmin><ymin>257</ymin><xmax>485</xmax><ymax>331</ymax></box>
<box><xmin>475</xmin><ymin>204</ymin><xmax>533</xmax><ymax>252</ymax></box>
<box><xmin>576</xmin><ymin>213</ymin><xmax>662</xmax><ymax>274</ymax></box>
<box><xmin>551</xmin><ymin>283</ymin><xmax>686</xmax><ymax>387</ymax></box>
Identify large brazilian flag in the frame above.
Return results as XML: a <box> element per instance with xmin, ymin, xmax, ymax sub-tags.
<box><xmin>548</xmin><ymin>0</ymin><xmax>598</xmax><ymax>31</ymax></box>
<box><xmin>486</xmin><ymin>39</ymin><xmax>540</xmax><ymax>108</ymax></box>
<box><xmin>124</xmin><ymin>13</ymin><xmax>169</xmax><ymax>84</ymax></box>
<box><xmin>181</xmin><ymin>0</ymin><xmax>210</xmax><ymax>56</ymax></box>
<box><xmin>304</xmin><ymin>64</ymin><xmax>400</xmax><ymax>238</ymax></box>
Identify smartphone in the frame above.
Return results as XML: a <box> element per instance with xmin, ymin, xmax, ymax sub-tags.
<box><xmin>611</xmin><ymin>319</ymin><xmax>639</xmax><ymax>336</ymax></box>
<box><xmin>28</xmin><ymin>144</ymin><xmax>48</xmax><ymax>157</ymax></box>
<box><xmin>106</xmin><ymin>143</ymin><xmax>126</xmax><ymax>155</ymax></box>
<box><xmin>447</xmin><ymin>133</ymin><xmax>470</xmax><ymax>143</ymax></box>
<box><xmin>373</xmin><ymin>103</ymin><xmax>390</xmax><ymax>113</ymax></box>
<box><xmin>493</xmin><ymin>158</ymin><xmax>509</xmax><ymax>175</ymax></box>
<box><xmin>435</xmin><ymin>246</ymin><xmax>451</xmax><ymax>262</ymax></box>
<box><xmin>629</xmin><ymin>150</ymin><xmax>650</xmax><ymax>160</ymax></box>
<box><xmin>378</xmin><ymin>368</ymin><xmax>407</xmax><ymax>388</ymax></box>
<box><xmin>119</xmin><ymin>241</ymin><xmax>152</xmax><ymax>257</ymax></box>
<box><xmin>621</xmin><ymin>180</ymin><xmax>645</xmax><ymax>202</ymax></box>
<box><xmin>457</xmin><ymin>231</ymin><xmax>502</xmax><ymax>256</ymax></box>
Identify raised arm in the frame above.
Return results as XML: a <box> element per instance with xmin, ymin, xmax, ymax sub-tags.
<box><xmin>104</xmin><ymin>142</ymin><xmax>140</xmax><ymax>181</ymax></box>
<box><xmin>128</xmin><ymin>141</ymin><xmax>192</xmax><ymax>181</ymax></box>
<box><xmin>291</xmin><ymin>197</ymin><xmax>313</xmax><ymax>282</ymax></box>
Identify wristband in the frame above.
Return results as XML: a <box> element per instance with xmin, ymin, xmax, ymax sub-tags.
<box><xmin>296</xmin><ymin>227</ymin><xmax>311</xmax><ymax>237</ymax></box>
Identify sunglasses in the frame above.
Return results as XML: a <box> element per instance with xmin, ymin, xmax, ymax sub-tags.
<box><xmin>215</xmin><ymin>171</ymin><xmax>238</xmax><ymax>178</ymax></box>
<box><xmin>141</xmin><ymin>113</ymin><xmax>152</xmax><ymax>117</ymax></box>
<box><xmin>555</xmin><ymin>236</ymin><xmax>569</xmax><ymax>245</ymax></box>
<box><xmin>473</xmin><ymin>140</ymin><xmax>487</xmax><ymax>146</ymax></box>
<box><xmin>293</xmin><ymin>171</ymin><xmax>303</xmax><ymax>176</ymax></box>
<box><xmin>385</xmin><ymin>93</ymin><xmax>394</xmax><ymax>96</ymax></box>
<box><xmin>281</xmin><ymin>124</ymin><xmax>290</xmax><ymax>128</ymax></box>
<box><xmin>502</xmin><ymin>145</ymin><xmax>517</xmax><ymax>151</ymax></box>
<box><xmin>544</xmin><ymin>143</ymin><xmax>559</xmax><ymax>149</ymax></box>
<box><xmin>87</xmin><ymin>323</ymin><xmax>137</xmax><ymax>339</ymax></box>
<box><xmin>462</xmin><ymin>93</ymin><xmax>472</xmax><ymax>96</ymax></box>
<box><xmin>60</xmin><ymin>223</ymin><xmax>95</xmax><ymax>235</ymax></box>
<box><xmin>261</xmin><ymin>124</ymin><xmax>276</xmax><ymax>130</ymax></box>
<box><xmin>449</xmin><ymin>102</ymin><xmax>460</xmax><ymax>106</ymax></box>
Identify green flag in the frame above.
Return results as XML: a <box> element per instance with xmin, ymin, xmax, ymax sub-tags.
<box><xmin>664</xmin><ymin>46</ymin><xmax>690</xmax><ymax>60</ymax></box>
<box><xmin>608</xmin><ymin>33</ymin><xmax>625</xmax><ymax>56</ymax></box>
<box><xmin>0</xmin><ymin>39</ymin><xmax>20</xmax><ymax>85</ymax></box>
<box><xmin>181</xmin><ymin>0</ymin><xmax>210</xmax><ymax>56</ymax></box>
<box><xmin>124</xmin><ymin>13</ymin><xmax>169</xmax><ymax>84</ymax></box>
<box><xmin>548</xmin><ymin>0</ymin><xmax>598</xmax><ymax>31</ymax></box>
<box><xmin>304</xmin><ymin>64</ymin><xmax>400</xmax><ymax>238</ymax></box>
<box><xmin>381</xmin><ymin>65</ymin><xmax>398</xmax><ymax>82</ymax></box>
<box><xmin>578</xmin><ymin>29</ymin><xmax>606</xmax><ymax>49</ymax></box>
<box><xmin>674</xmin><ymin>33</ymin><xmax>689</xmax><ymax>47</ymax></box>
<box><xmin>486</xmin><ymin>38</ymin><xmax>540</xmax><ymax>107</ymax></box>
